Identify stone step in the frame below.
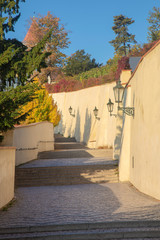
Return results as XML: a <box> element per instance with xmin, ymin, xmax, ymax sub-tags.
<box><xmin>54</xmin><ymin>142</ymin><xmax>87</xmax><ymax>150</ymax></box>
<box><xmin>0</xmin><ymin>221</ymin><xmax>160</xmax><ymax>239</ymax></box>
<box><xmin>15</xmin><ymin>164</ymin><xmax>118</xmax><ymax>187</ymax></box>
<box><xmin>38</xmin><ymin>149</ymin><xmax>113</xmax><ymax>159</ymax></box>
<box><xmin>54</xmin><ymin>134</ymin><xmax>76</xmax><ymax>143</ymax></box>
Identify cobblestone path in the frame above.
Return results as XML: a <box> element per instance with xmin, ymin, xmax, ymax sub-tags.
<box><xmin>0</xmin><ymin>135</ymin><xmax>160</xmax><ymax>230</ymax></box>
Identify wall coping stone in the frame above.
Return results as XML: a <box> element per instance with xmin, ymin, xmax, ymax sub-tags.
<box><xmin>14</xmin><ymin>121</ymin><xmax>53</xmax><ymax>129</ymax></box>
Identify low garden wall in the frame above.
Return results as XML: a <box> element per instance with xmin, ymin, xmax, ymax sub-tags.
<box><xmin>14</xmin><ymin>121</ymin><xmax>54</xmax><ymax>166</ymax></box>
<box><xmin>1</xmin><ymin>121</ymin><xmax>54</xmax><ymax>166</ymax></box>
<box><xmin>0</xmin><ymin>147</ymin><xmax>15</xmax><ymax>209</ymax></box>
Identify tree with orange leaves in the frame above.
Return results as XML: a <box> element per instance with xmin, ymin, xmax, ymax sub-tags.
<box><xmin>24</xmin><ymin>12</ymin><xmax>70</xmax><ymax>83</ymax></box>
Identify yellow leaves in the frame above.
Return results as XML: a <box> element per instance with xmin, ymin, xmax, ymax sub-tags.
<box><xmin>21</xmin><ymin>88</ymin><xmax>61</xmax><ymax>126</ymax></box>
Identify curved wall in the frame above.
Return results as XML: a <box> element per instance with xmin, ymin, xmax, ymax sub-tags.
<box><xmin>129</xmin><ymin>43</ymin><xmax>160</xmax><ymax>199</ymax></box>
<box><xmin>119</xmin><ymin>42</ymin><xmax>160</xmax><ymax>200</ymax></box>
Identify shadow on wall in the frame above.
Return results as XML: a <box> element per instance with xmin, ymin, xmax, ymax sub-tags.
<box><xmin>56</xmin><ymin>107</ymin><xmax>93</xmax><ymax>145</ymax></box>
<box><xmin>66</xmin><ymin>116</ymin><xmax>73</xmax><ymax>138</ymax></box>
<box><xmin>74</xmin><ymin>108</ymin><xmax>81</xmax><ymax>142</ymax></box>
<box><xmin>83</xmin><ymin>108</ymin><xmax>91</xmax><ymax>145</ymax></box>
<box><xmin>114</xmin><ymin>124</ymin><xmax>123</xmax><ymax>160</ymax></box>
<box><xmin>55</xmin><ymin>110</ymin><xmax>66</xmax><ymax>134</ymax></box>
<box><xmin>114</xmin><ymin>89</ymin><xmax>128</xmax><ymax>160</ymax></box>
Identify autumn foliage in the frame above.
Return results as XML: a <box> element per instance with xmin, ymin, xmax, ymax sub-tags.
<box><xmin>22</xmin><ymin>10</ymin><xmax>159</xmax><ymax>95</ymax></box>
<box><xmin>130</xmin><ymin>41</ymin><xmax>159</xmax><ymax>57</ymax></box>
<box><xmin>115</xmin><ymin>56</ymin><xmax>130</xmax><ymax>80</ymax></box>
<box><xmin>45</xmin><ymin>54</ymin><xmax>119</xmax><ymax>93</ymax></box>
<box><xmin>21</xmin><ymin>84</ymin><xmax>61</xmax><ymax>126</ymax></box>
<box><xmin>23</xmin><ymin>12</ymin><xmax>70</xmax><ymax>83</ymax></box>
<box><xmin>45</xmin><ymin>73</ymin><xmax>115</xmax><ymax>93</ymax></box>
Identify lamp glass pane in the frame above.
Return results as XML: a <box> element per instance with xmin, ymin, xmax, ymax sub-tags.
<box><xmin>107</xmin><ymin>99</ymin><xmax>114</xmax><ymax>113</ymax></box>
<box><xmin>69</xmin><ymin>106</ymin><xmax>72</xmax><ymax>114</ymax></box>
<box><xmin>113</xmin><ymin>81</ymin><xmax>125</xmax><ymax>103</ymax></box>
<box><xmin>110</xmin><ymin>103</ymin><xmax>114</xmax><ymax>112</ymax></box>
<box><xmin>119</xmin><ymin>87</ymin><xmax>124</xmax><ymax>102</ymax></box>
<box><xmin>113</xmin><ymin>87</ymin><xmax>119</xmax><ymax>103</ymax></box>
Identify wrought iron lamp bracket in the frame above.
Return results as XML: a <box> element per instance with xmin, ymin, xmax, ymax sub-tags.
<box><xmin>118</xmin><ymin>106</ymin><xmax>134</xmax><ymax>117</ymax></box>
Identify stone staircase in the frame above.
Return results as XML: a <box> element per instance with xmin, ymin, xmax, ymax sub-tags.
<box><xmin>15</xmin><ymin>134</ymin><xmax>118</xmax><ymax>187</ymax></box>
<box><xmin>54</xmin><ymin>135</ymin><xmax>85</xmax><ymax>150</ymax></box>
<box><xmin>8</xmin><ymin>135</ymin><xmax>160</xmax><ymax>239</ymax></box>
<box><xmin>15</xmin><ymin>164</ymin><xmax>118</xmax><ymax>187</ymax></box>
<box><xmin>1</xmin><ymin>221</ymin><xmax>160</xmax><ymax>239</ymax></box>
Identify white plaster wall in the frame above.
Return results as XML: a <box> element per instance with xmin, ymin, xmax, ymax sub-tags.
<box><xmin>0</xmin><ymin>147</ymin><xmax>15</xmax><ymax>209</ymax></box>
<box><xmin>13</xmin><ymin>121</ymin><xmax>54</xmax><ymax>166</ymax></box>
<box><xmin>52</xmin><ymin>83</ymin><xmax>116</xmax><ymax>148</ymax></box>
<box><xmin>120</xmin><ymin>70</ymin><xmax>132</xmax><ymax>85</ymax></box>
<box><xmin>114</xmin><ymin>70</ymin><xmax>132</xmax><ymax>163</ymax></box>
<box><xmin>13</xmin><ymin>121</ymin><xmax>54</xmax><ymax>148</ymax></box>
<box><xmin>15</xmin><ymin>149</ymin><xmax>38</xmax><ymax>166</ymax></box>
<box><xmin>120</xmin><ymin>43</ymin><xmax>160</xmax><ymax>199</ymax></box>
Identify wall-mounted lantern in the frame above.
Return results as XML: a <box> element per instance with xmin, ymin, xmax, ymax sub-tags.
<box><xmin>93</xmin><ymin>106</ymin><xmax>100</xmax><ymax>120</ymax></box>
<box><xmin>68</xmin><ymin>106</ymin><xmax>75</xmax><ymax>117</ymax></box>
<box><xmin>113</xmin><ymin>79</ymin><xmax>125</xmax><ymax>105</ymax></box>
<box><xmin>107</xmin><ymin>98</ymin><xmax>117</xmax><ymax>117</ymax></box>
<box><xmin>107</xmin><ymin>80</ymin><xmax>134</xmax><ymax>117</ymax></box>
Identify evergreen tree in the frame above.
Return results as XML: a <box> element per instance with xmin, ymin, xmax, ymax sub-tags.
<box><xmin>0</xmin><ymin>0</ymin><xmax>56</xmax><ymax>133</ymax></box>
<box><xmin>0</xmin><ymin>31</ymin><xmax>51</xmax><ymax>89</ymax></box>
<box><xmin>0</xmin><ymin>83</ymin><xmax>40</xmax><ymax>132</ymax></box>
<box><xmin>0</xmin><ymin>0</ymin><xmax>52</xmax><ymax>90</ymax></box>
<box><xmin>64</xmin><ymin>49</ymin><xmax>101</xmax><ymax>76</ymax></box>
<box><xmin>109</xmin><ymin>14</ymin><xmax>137</xmax><ymax>56</ymax></box>
<box><xmin>0</xmin><ymin>0</ymin><xmax>25</xmax><ymax>40</ymax></box>
<box><xmin>147</xmin><ymin>7</ymin><xmax>160</xmax><ymax>42</ymax></box>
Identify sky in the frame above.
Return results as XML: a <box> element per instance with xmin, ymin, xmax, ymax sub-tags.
<box><xmin>6</xmin><ymin>0</ymin><xmax>160</xmax><ymax>65</ymax></box>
